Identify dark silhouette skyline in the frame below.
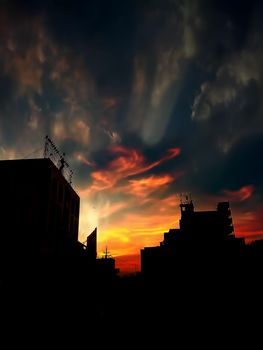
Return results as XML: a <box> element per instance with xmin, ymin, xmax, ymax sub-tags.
<box><xmin>2</xmin><ymin>155</ymin><xmax>260</xmax><ymax>276</ymax></box>
<box><xmin>0</xmin><ymin>154</ymin><xmax>262</xmax><ymax>345</ymax></box>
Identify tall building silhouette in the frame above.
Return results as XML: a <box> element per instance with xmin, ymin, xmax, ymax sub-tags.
<box><xmin>141</xmin><ymin>200</ymin><xmax>245</xmax><ymax>276</ymax></box>
<box><xmin>0</xmin><ymin>158</ymin><xmax>79</xmax><ymax>264</ymax></box>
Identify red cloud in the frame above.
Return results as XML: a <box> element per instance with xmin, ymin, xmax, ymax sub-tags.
<box><xmin>90</xmin><ymin>171</ymin><xmax>116</xmax><ymax>191</ymax></box>
<box><xmin>234</xmin><ymin>207</ymin><xmax>263</xmax><ymax>242</ymax></box>
<box><xmin>224</xmin><ymin>185</ymin><xmax>254</xmax><ymax>202</ymax></box>
<box><xmin>109</xmin><ymin>146</ymin><xmax>181</xmax><ymax>177</ymax></box>
<box><xmin>79</xmin><ymin>145</ymin><xmax>181</xmax><ymax>197</ymax></box>
<box><xmin>108</xmin><ymin>145</ymin><xmax>144</xmax><ymax>177</ymax></box>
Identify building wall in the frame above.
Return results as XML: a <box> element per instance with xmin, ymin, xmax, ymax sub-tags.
<box><xmin>46</xmin><ymin>161</ymin><xmax>79</xmax><ymax>251</ymax></box>
<box><xmin>0</xmin><ymin>158</ymin><xmax>79</xmax><ymax>259</ymax></box>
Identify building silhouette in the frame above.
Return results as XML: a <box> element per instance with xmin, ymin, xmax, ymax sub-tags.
<box><xmin>0</xmin><ymin>155</ymin><xmax>262</xmax><ymax>340</ymax></box>
<box><xmin>141</xmin><ymin>199</ymin><xmax>245</xmax><ymax>277</ymax></box>
<box><xmin>0</xmin><ymin>158</ymin><xmax>79</xmax><ymax>266</ymax></box>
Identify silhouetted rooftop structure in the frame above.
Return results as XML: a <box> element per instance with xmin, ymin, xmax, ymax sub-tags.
<box><xmin>86</xmin><ymin>227</ymin><xmax>97</xmax><ymax>261</ymax></box>
<box><xmin>141</xmin><ymin>200</ymin><xmax>245</xmax><ymax>276</ymax></box>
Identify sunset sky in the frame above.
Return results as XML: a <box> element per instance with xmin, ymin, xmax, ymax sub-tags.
<box><xmin>0</xmin><ymin>0</ymin><xmax>263</xmax><ymax>272</ymax></box>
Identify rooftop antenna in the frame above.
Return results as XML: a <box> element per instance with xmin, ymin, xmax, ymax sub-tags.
<box><xmin>105</xmin><ymin>246</ymin><xmax>108</xmax><ymax>259</ymax></box>
<box><xmin>180</xmin><ymin>193</ymin><xmax>183</xmax><ymax>204</ymax></box>
<box><xmin>179</xmin><ymin>192</ymin><xmax>192</xmax><ymax>204</ymax></box>
<box><xmin>179</xmin><ymin>192</ymin><xmax>194</xmax><ymax>213</ymax></box>
<box><xmin>43</xmin><ymin>135</ymin><xmax>73</xmax><ymax>185</ymax></box>
<box><xmin>103</xmin><ymin>246</ymin><xmax>112</xmax><ymax>259</ymax></box>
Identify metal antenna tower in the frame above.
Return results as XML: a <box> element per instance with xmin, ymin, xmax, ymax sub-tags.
<box><xmin>179</xmin><ymin>192</ymin><xmax>193</xmax><ymax>204</ymax></box>
<box><xmin>43</xmin><ymin>135</ymin><xmax>73</xmax><ymax>185</ymax></box>
<box><xmin>103</xmin><ymin>246</ymin><xmax>112</xmax><ymax>259</ymax></box>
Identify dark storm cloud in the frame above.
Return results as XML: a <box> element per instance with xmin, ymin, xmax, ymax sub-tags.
<box><xmin>222</xmin><ymin>134</ymin><xmax>263</xmax><ymax>191</ymax></box>
<box><xmin>0</xmin><ymin>1</ymin><xmax>262</xmax><ymax>165</ymax></box>
<box><xmin>0</xmin><ymin>1</ymin><xmax>125</xmax><ymax>172</ymax></box>
<box><xmin>175</xmin><ymin>0</ymin><xmax>263</xmax><ymax>201</ymax></box>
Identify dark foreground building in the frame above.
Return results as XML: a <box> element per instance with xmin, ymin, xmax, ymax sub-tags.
<box><xmin>0</xmin><ymin>158</ymin><xmax>80</xmax><ymax>263</ymax></box>
<box><xmin>0</xmin><ymin>158</ymin><xmax>118</xmax><ymax>335</ymax></box>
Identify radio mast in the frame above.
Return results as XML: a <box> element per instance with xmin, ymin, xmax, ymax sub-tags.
<box><xmin>43</xmin><ymin>135</ymin><xmax>73</xmax><ymax>185</ymax></box>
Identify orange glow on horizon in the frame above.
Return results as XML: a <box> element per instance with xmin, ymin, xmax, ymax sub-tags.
<box><xmin>115</xmin><ymin>254</ymin><xmax>140</xmax><ymax>274</ymax></box>
<box><xmin>77</xmin><ymin>147</ymin><xmax>262</xmax><ymax>274</ymax></box>
<box><xmin>80</xmin><ymin>193</ymin><xmax>182</xmax><ymax>273</ymax></box>
<box><xmin>108</xmin><ymin>204</ymin><xmax>263</xmax><ymax>273</ymax></box>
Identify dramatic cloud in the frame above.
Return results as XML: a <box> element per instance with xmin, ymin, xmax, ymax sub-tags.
<box><xmin>78</xmin><ymin>146</ymin><xmax>181</xmax><ymax>197</ymax></box>
<box><xmin>192</xmin><ymin>29</ymin><xmax>263</xmax><ymax>154</ymax></box>
<box><xmin>0</xmin><ymin>0</ymin><xmax>262</xmax><ymax>272</ymax></box>
<box><xmin>127</xmin><ymin>1</ymin><xmax>202</xmax><ymax>146</ymax></box>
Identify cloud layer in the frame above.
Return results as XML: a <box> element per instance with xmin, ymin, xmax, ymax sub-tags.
<box><xmin>0</xmin><ymin>0</ymin><xmax>263</xmax><ymax>272</ymax></box>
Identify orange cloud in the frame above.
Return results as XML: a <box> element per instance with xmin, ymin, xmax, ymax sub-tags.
<box><xmin>108</xmin><ymin>145</ymin><xmax>144</xmax><ymax>176</ymax></box>
<box><xmin>116</xmin><ymin>174</ymin><xmax>174</xmax><ymax>201</ymax></box>
<box><xmin>125</xmin><ymin>174</ymin><xmax>174</xmax><ymax>198</ymax></box>
<box><xmin>79</xmin><ymin>145</ymin><xmax>181</xmax><ymax>197</ymax></box>
<box><xmin>87</xmin><ymin>172</ymin><xmax>116</xmax><ymax>192</ymax></box>
<box><xmin>109</xmin><ymin>145</ymin><xmax>181</xmax><ymax>177</ymax></box>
